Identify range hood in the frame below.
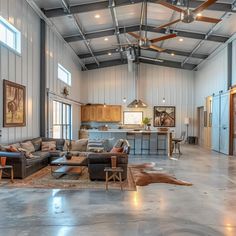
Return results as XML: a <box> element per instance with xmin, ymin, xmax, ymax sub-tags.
<box><xmin>127</xmin><ymin>64</ymin><xmax>148</xmax><ymax>108</ymax></box>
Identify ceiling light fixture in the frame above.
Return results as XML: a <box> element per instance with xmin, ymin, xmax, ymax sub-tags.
<box><xmin>162</xmin><ymin>97</ymin><xmax>166</xmax><ymax>103</ymax></box>
<box><xmin>171</xmin><ymin>53</ymin><xmax>175</xmax><ymax>56</ymax></box>
<box><xmin>94</xmin><ymin>14</ymin><xmax>100</xmax><ymax>19</ymax></box>
<box><xmin>108</xmin><ymin>52</ymin><xmax>112</xmax><ymax>56</ymax></box>
<box><xmin>196</xmin><ymin>13</ymin><xmax>202</xmax><ymax>17</ymax></box>
<box><xmin>179</xmin><ymin>38</ymin><xmax>184</xmax><ymax>42</ymax></box>
<box><xmin>104</xmin><ymin>37</ymin><xmax>109</xmax><ymax>41</ymax></box>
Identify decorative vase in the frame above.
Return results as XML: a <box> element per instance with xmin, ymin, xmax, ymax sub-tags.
<box><xmin>65</xmin><ymin>152</ymin><xmax>72</xmax><ymax>160</ymax></box>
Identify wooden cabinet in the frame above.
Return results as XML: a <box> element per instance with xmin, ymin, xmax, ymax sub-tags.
<box><xmin>81</xmin><ymin>105</ymin><xmax>121</xmax><ymax>122</ymax></box>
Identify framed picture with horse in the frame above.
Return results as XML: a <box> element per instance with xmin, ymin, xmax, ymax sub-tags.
<box><xmin>153</xmin><ymin>106</ymin><xmax>175</xmax><ymax>127</ymax></box>
<box><xmin>3</xmin><ymin>80</ymin><xmax>26</xmax><ymax>127</ymax></box>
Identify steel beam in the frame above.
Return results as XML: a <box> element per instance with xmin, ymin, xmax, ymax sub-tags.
<box><xmin>228</xmin><ymin>42</ymin><xmax>233</xmax><ymax>89</ymax></box>
<box><xmin>83</xmin><ymin>58</ymin><xmax>197</xmax><ymax>71</ymax></box>
<box><xmin>44</xmin><ymin>0</ymin><xmax>235</xmax><ymax>18</ymax></box>
<box><xmin>109</xmin><ymin>0</ymin><xmax>124</xmax><ymax>62</ymax></box>
<box><xmin>78</xmin><ymin>47</ymin><xmax>208</xmax><ymax>59</ymax></box>
<box><xmin>64</xmin><ymin>25</ymin><xmax>228</xmax><ymax>43</ymax></box>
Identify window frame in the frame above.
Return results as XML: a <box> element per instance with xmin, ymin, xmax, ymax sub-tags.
<box><xmin>58</xmin><ymin>63</ymin><xmax>72</xmax><ymax>86</ymax></box>
<box><xmin>0</xmin><ymin>16</ymin><xmax>21</xmax><ymax>54</ymax></box>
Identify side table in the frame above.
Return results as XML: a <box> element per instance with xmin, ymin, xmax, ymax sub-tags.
<box><xmin>0</xmin><ymin>165</ymin><xmax>14</xmax><ymax>183</ymax></box>
<box><xmin>104</xmin><ymin>167</ymin><xmax>123</xmax><ymax>191</ymax></box>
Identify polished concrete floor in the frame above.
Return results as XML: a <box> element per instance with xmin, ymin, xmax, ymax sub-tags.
<box><xmin>0</xmin><ymin>145</ymin><xmax>236</xmax><ymax>236</ymax></box>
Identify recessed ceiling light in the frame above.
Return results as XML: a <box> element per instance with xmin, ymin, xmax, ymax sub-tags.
<box><xmin>196</xmin><ymin>13</ymin><xmax>202</xmax><ymax>17</ymax></box>
<box><xmin>108</xmin><ymin>52</ymin><xmax>112</xmax><ymax>56</ymax></box>
<box><xmin>94</xmin><ymin>14</ymin><xmax>100</xmax><ymax>19</ymax></box>
<box><xmin>104</xmin><ymin>37</ymin><xmax>109</xmax><ymax>41</ymax></box>
<box><xmin>179</xmin><ymin>38</ymin><xmax>184</xmax><ymax>42</ymax></box>
<box><xmin>171</xmin><ymin>53</ymin><xmax>175</xmax><ymax>56</ymax></box>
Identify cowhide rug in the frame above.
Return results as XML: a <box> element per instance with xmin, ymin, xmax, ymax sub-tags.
<box><xmin>129</xmin><ymin>163</ymin><xmax>193</xmax><ymax>187</ymax></box>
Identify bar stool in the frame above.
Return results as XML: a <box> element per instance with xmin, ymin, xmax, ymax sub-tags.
<box><xmin>141</xmin><ymin>132</ymin><xmax>151</xmax><ymax>155</ymax></box>
<box><xmin>127</xmin><ymin>132</ymin><xmax>136</xmax><ymax>154</ymax></box>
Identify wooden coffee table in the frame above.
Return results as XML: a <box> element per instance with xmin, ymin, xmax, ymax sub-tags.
<box><xmin>50</xmin><ymin>156</ymin><xmax>88</xmax><ymax>178</ymax></box>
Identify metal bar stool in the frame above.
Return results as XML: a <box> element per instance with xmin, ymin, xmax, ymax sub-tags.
<box><xmin>127</xmin><ymin>132</ymin><xmax>136</xmax><ymax>155</ymax></box>
<box><xmin>141</xmin><ymin>132</ymin><xmax>151</xmax><ymax>155</ymax></box>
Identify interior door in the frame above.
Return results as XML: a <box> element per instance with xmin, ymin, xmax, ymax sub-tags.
<box><xmin>212</xmin><ymin>92</ymin><xmax>230</xmax><ymax>155</ymax></box>
<box><xmin>212</xmin><ymin>95</ymin><xmax>220</xmax><ymax>152</ymax></box>
<box><xmin>220</xmin><ymin>92</ymin><xmax>230</xmax><ymax>155</ymax></box>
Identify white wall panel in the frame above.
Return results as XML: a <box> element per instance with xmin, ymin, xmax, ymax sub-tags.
<box><xmin>232</xmin><ymin>39</ymin><xmax>236</xmax><ymax>86</ymax></box>
<box><xmin>194</xmin><ymin>48</ymin><xmax>228</xmax><ymax>108</ymax></box>
<box><xmin>0</xmin><ymin>0</ymin><xmax>40</xmax><ymax>144</ymax></box>
<box><xmin>45</xmin><ymin>27</ymin><xmax>83</xmax><ymax>139</ymax></box>
<box><xmin>82</xmin><ymin>63</ymin><xmax>195</xmax><ymax>137</ymax></box>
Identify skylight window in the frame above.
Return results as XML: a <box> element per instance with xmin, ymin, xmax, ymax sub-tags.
<box><xmin>58</xmin><ymin>64</ymin><xmax>71</xmax><ymax>86</ymax></box>
<box><xmin>0</xmin><ymin>16</ymin><xmax>21</xmax><ymax>54</ymax></box>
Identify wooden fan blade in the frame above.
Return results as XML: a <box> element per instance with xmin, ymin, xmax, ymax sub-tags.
<box><xmin>149</xmin><ymin>45</ymin><xmax>166</xmax><ymax>52</ymax></box>
<box><xmin>192</xmin><ymin>0</ymin><xmax>217</xmax><ymax>14</ymax></box>
<box><xmin>159</xmin><ymin>1</ymin><xmax>184</xmax><ymax>13</ymax></box>
<box><xmin>155</xmin><ymin>19</ymin><xmax>181</xmax><ymax>30</ymax></box>
<box><xmin>128</xmin><ymin>32</ymin><xmax>146</xmax><ymax>42</ymax></box>
<box><xmin>195</xmin><ymin>16</ymin><xmax>221</xmax><ymax>24</ymax></box>
<box><xmin>150</xmin><ymin>33</ymin><xmax>177</xmax><ymax>44</ymax></box>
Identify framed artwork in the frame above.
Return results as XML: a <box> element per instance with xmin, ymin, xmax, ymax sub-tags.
<box><xmin>123</xmin><ymin>111</ymin><xmax>143</xmax><ymax>125</ymax></box>
<box><xmin>153</xmin><ymin>106</ymin><xmax>175</xmax><ymax>127</ymax></box>
<box><xmin>3</xmin><ymin>80</ymin><xmax>26</xmax><ymax>127</ymax></box>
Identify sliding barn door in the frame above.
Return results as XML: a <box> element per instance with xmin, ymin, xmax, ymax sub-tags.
<box><xmin>220</xmin><ymin>93</ymin><xmax>230</xmax><ymax>154</ymax></box>
<box><xmin>212</xmin><ymin>92</ymin><xmax>230</xmax><ymax>155</ymax></box>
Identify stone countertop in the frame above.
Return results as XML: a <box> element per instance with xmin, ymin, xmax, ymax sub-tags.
<box><xmin>86</xmin><ymin>129</ymin><xmax>172</xmax><ymax>134</ymax></box>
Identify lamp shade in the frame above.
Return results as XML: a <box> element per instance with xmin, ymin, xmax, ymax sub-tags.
<box><xmin>184</xmin><ymin>117</ymin><xmax>190</xmax><ymax>125</ymax></box>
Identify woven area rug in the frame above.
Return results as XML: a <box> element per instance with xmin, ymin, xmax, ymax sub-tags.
<box><xmin>0</xmin><ymin>166</ymin><xmax>136</xmax><ymax>191</ymax></box>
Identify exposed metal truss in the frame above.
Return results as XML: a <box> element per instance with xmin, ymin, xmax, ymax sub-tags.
<box><xmin>78</xmin><ymin>47</ymin><xmax>208</xmax><ymax>60</ymax></box>
<box><xmin>43</xmin><ymin>0</ymin><xmax>236</xmax><ymax>18</ymax></box>
<box><xmin>109</xmin><ymin>0</ymin><xmax>124</xmax><ymax>62</ymax></box>
<box><xmin>83</xmin><ymin>58</ymin><xmax>197</xmax><ymax>71</ymax></box>
<box><xmin>181</xmin><ymin>12</ymin><xmax>229</xmax><ymax>67</ymax></box>
<box><xmin>59</xmin><ymin>0</ymin><xmax>99</xmax><ymax>66</ymax></box>
<box><xmin>64</xmin><ymin>25</ymin><xmax>228</xmax><ymax>43</ymax></box>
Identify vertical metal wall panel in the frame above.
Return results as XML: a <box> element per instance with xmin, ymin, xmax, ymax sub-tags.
<box><xmin>82</xmin><ymin>63</ymin><xmax>195</xmax><ymax>137</ymax></box>
<box><xmin>212</xmin><ymin>95</ymin><xmax>220</xmax><ymax>152</ymax></box>
<box><xmin>0</xmin><ymin>0</ymin><xmax>40</xmax><ymax>144</ymax></box>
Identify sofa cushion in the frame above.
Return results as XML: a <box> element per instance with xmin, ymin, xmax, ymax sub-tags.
<box><xmin>63</xmin><ymin>139</ymin><xmax>88</xmax><ymax>152</ymax></box>
<box><xmin>31</xmin><ymin>138</ymin><xmax>42</xmax><ymax>152</ymax></box>
<box><xmin>26</xmin><ymin>155</ymin><xmax>47</xmax><ymax>166</ymax></box>
<box><xmin>42</xmin><ymin>138</ymin><xmax>65</xmax><ymax>151</ymax></box>
<box><xmin>20</xmin><ymin>141</ymin><xmax>35</xmax><ymax>153</ymax></box>
<box><xmin>33</xmin><ymin>151</ymin><xmax>51</xmax><ymax>159</ymax></box>
<box><xmin>49</xmin><ymin>151</ymin><xmax>65</xmax><ymax>157</ymax></box>
<box><xmin>41</xmin><ymin>141</ymin><xmax>56</xmax><ymax>152</ymax></box>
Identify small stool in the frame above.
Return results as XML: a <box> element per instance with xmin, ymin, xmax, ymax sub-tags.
<box><xmin>0</xmin><ymin>165</ymin><xmax>14</xmax><ymax>183</ymax></box>
<box><xmin>104</xmin><ymin>167</ymin><xmax>123</xmax><ymax>191</ymax></box>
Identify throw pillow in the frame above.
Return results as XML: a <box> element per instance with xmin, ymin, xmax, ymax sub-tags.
<box><xmin>71</xmin><ymin>139</ymin><xmax>88</xmax><ymax>151</ymax></box>
<box><xmin>110</xmin><ymin>147</ymin><xmax>123</xmax><ymax>153</ymax></box>
<box><xmin>18</xmin><ymin>147</ymin><xmax>34</xmax><ymax>159</ymax></box>
<box><xmin>31</xmin><ymin>138</ymin><xmax>42</xmax><ymax>151</ymax></box>
<box><xmin>41</xmin><ymin>141</ymin><xmax>56</xmax><ymax>152</ymax></box>
<box><xmin>6</xmin><ymin>145</ymin><xmax>19</xmax><ymax>152</ymax></box>
<box><xmin>20</xmin><ymin>141</ymin><xmax>35</xmax><ymax>153</ymax></box>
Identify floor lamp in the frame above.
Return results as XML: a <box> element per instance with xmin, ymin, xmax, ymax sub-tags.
<box><xmin>184</xmin><ymin>117</ymin><xmax>190</xmax><ymax>143</ymax></box>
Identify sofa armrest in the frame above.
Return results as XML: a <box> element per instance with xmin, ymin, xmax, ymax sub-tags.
<box><xmin>88</xmin><ymin>153</ymin><xmax>128</xmax><ymax>164</ymax></box>
<box><xmin>0</xmin><ymin>151</ymin><xmax>26</xmax><ymax>164</ymax></box>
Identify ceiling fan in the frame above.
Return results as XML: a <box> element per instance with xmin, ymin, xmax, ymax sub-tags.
<box><xmin>156</xmin><ymin>0</ymin><xmax>222</xmax><ymax>29</ymax></box>
<box><xmin>114</xmin><ymin>0</ymin><xmax>177</xmax><ymax>53</ymax></box>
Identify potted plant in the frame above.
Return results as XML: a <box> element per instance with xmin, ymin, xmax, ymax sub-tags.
<box><xmin>142</xmin><ymin>117</ymin><xmax>152</xmax><ymax>130</ymax></box>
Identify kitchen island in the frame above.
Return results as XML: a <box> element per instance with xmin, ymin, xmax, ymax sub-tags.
<box><xmin>87</xmin><ymin>129</ymin><xmax>173</xmax><ymax>156</ymax></box>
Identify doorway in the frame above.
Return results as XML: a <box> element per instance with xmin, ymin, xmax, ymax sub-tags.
<box><xmin>197</xmin><ymin>106</ymin><xmax>204</xmax><ymax>147</ymax></box>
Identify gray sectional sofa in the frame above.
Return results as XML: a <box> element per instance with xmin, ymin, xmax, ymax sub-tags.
<box><xmin>0</xmin><ymin>137</ymin><xmax>130</xmax><ymax>180</ymax></box>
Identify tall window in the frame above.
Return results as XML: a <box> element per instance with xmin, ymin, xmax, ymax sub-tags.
<box><xmin>53</xmin><ymin>101</ymin><xmax>72</xmax><ymax>139</ymax></box>
<box><xmin>0</xmin><ymin>16</ymin><xmax>21</xmax><ymax>54</ymax></box>
<box><xmin>58</xmin><ymin>64</ymin><xmax>71</xmax><ymax>86</ymax></box>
